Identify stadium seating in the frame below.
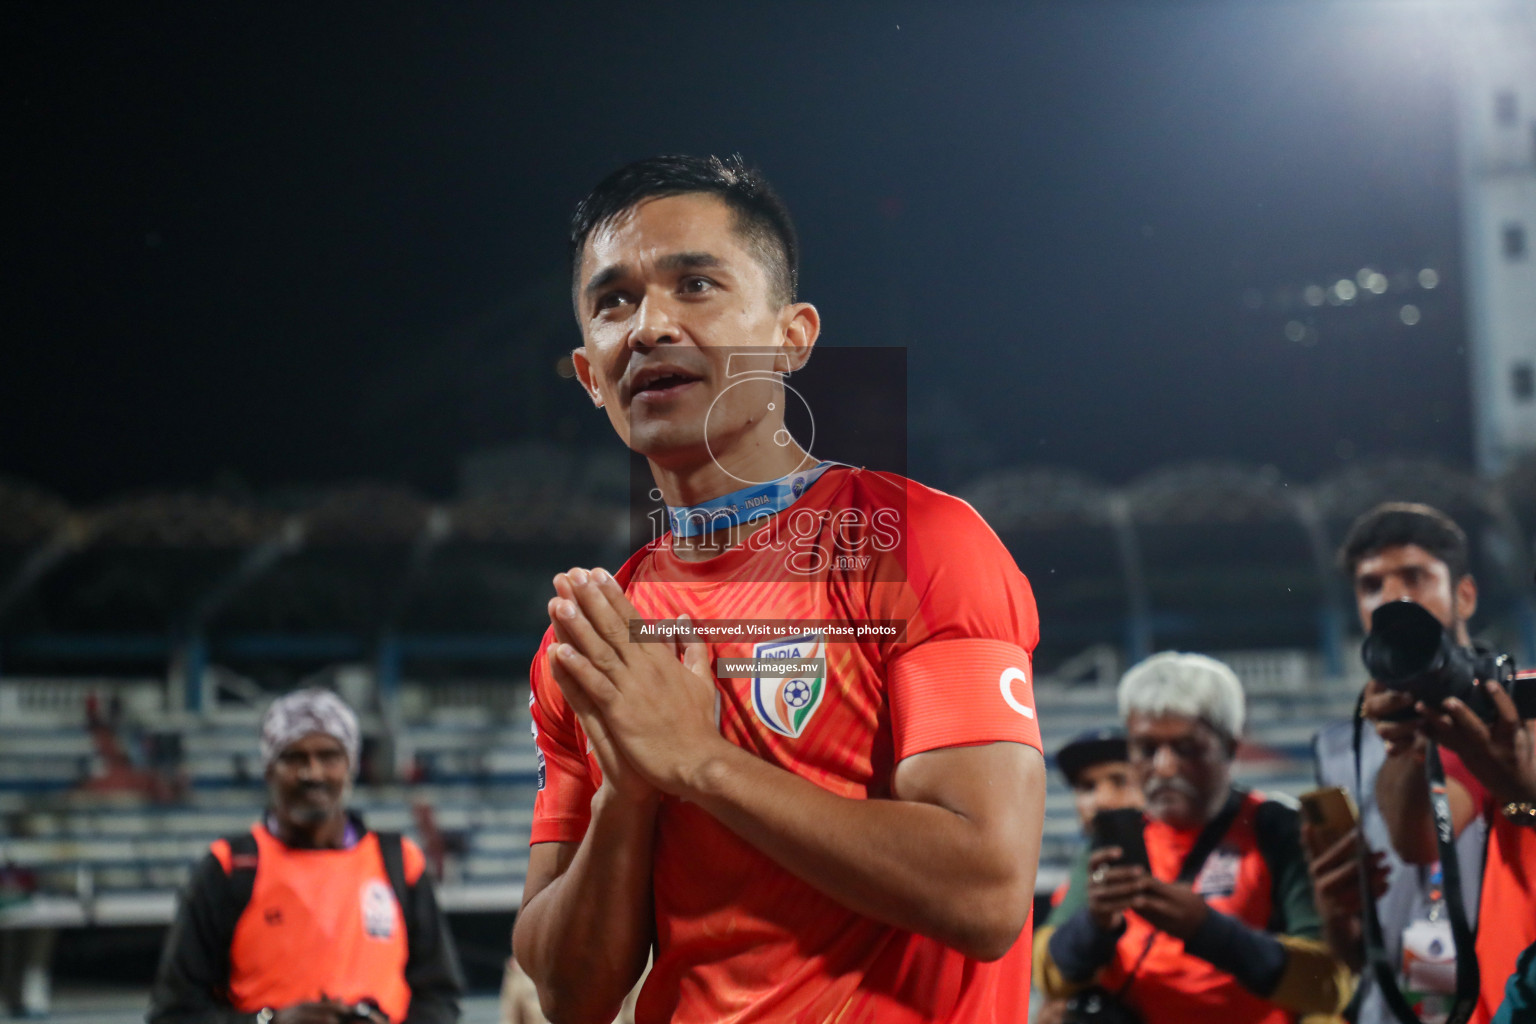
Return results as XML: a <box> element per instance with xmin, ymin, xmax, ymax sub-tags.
<box><xmin>0</xmin><ymin>653</ymin><xmax>1368</xmax><ymax>929</ymax></box>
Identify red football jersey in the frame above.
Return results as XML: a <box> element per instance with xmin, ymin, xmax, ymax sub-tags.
<box><xmin>1442</xmin><ymin>713</ymin><xmax>1536</xmax><ymax>1024</ymax></box>
<box><xmin>530</xmin><ymin>466</ymin><xmax>1043</xmax><ymax>1024</ymax></box>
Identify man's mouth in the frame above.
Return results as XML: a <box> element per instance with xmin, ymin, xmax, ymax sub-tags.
<box><xmin>1146</xmin><ymin>780</ymin><xmax>1199</xmax><ymax>802</ymax></box>
<box><xmin>629</xmin><ymin>367</ymin><xmax>704</xmax><ymax>402</ymax></box>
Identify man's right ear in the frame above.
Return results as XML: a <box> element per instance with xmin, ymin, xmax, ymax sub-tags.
<box><xmin>571</xmin><ymin>348</ymin><xmax>604</xmax><ymax>409</ymax></box>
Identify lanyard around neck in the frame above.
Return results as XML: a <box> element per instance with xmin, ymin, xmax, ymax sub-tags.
<box><xmin>667</xmin><ymin>461</ymin><xmax>832</xmax><ymax>538</ymax></box>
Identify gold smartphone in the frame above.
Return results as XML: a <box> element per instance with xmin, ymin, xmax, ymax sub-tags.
<box><xmin>1298</xmin><ymin>786</ymin><xmax>1360</xmax><ymax>857</ymax></box>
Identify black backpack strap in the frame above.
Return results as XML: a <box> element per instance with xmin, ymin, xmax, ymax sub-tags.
<box><xmin>1112</xmin><ymin>789</ymin><xmax>1246</xmax><ymax>1003</ymax></box>
<box><xmin>222</xmin><ymin>830</ymin><xmax>259</xmax><ymax>914</ymax></box>
<box><xmin>1177</xmin><ymin>789</ymin><xmax>1244</xmax><ymax>884</ymax></box>
<box><xmin>375</xmin><ymin>830</ymin><xmax>415</xmax><ymax>932</ymax></box>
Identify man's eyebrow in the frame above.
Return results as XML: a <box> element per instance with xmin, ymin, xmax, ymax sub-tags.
<box><xmin>584</xmin><ymin>263</ymin><xmax>629</xmax><ymax>298</ymax></box>
<box><xmin>656</xmin><ymin>251</ymin><xmax>723</xmax><ymax>272</ymax></box>
<box><xmin>584</xmin><ymin>252</ymin><xmax>726</xmax><ymax>300</ymax></box>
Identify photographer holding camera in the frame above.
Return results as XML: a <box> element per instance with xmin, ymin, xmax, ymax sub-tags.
<box><xmin>1350</xmin><ymin>506</ymin><xmax>1536</xmax><ymax>1024</ymax></box>
<box><xmin>1034</xmin><ymin>653</ymin><xmax>1350</xmax><ymax>1023</ymax></box>
<box><xmin>1311</xmin><ymin>504</ymin><xmax>1490</xmax><ymax>1024</ymax></box>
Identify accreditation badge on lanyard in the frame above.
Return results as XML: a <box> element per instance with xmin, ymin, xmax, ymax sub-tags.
<box><xmin>1400</xmin><ymin>863</ymin><xmax>1456</xmax><ymax>1023</ymax></box>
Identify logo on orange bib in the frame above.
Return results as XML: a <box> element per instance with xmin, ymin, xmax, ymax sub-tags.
<box><xmin>360</xmin><ymin>880</ymin><xmax>397</xmax><ymax>940</ymax></box>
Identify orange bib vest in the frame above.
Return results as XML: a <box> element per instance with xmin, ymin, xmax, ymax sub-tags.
<box><xmin>211</xmin><ymin>825</ymin><xmax>423</xmax><ymax>1021</ymax></box>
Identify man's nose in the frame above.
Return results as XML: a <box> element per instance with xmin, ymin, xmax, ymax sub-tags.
<box><xmin>629</xmin><ymin>290</ymin><xmax>680</xmax><ymax>348</ymax></box>
<box><xmin>1151</xmin><ymin>745</ymin><xmax>1180</xmax><ymax>776</ymax></box>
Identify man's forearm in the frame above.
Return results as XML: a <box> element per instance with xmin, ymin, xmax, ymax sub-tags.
<box><xmin>1376</xmin><ymin>752</ymin><xmax>1438</xmax><ymax>864</ymax></box>
<box><xmin>682</xmin><ymin>741</ymin><xmax>1043</xmax><ymax>961</ymax></box>
<box><xmin>1044</xmin><ymin>908</ymin><xmax>1122</xmax><ymax>983</ymax></box>
<box><xmin>512</xmin><ymin>791</ymin><xmax>658</xmax><ymax>1024</ymax></box>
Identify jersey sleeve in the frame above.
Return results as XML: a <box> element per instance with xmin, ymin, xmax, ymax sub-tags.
<box><xmin>1440</xmin><ymin>746</ymin><xmax>1494</xmax><ymax>815</ymax></box>
<box><xmin>147</xmin><ymin>852</ymin><xmax>241</xmax><ymax>1022</ymax></box>
<box><xmin>873</xmin><ymin>483</ymin><xmax>1042</xmax><ymax>761</ymax></box>
<box><xmin>528</xmin><ymin>627</ymin><xmax>598</xmax><ymax>845</ymax></box>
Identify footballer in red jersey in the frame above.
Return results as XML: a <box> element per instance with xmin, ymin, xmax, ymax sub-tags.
<box><xmin>512</xmin><ymin>155</ymin><xmax>1047</xmax><ymax>1024</ymax></box>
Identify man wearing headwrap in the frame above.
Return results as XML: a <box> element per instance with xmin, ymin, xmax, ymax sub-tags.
<box><xmin>149</xmin><ymin>689</ymin><xmax>463</xmax><ymax>1024</ymax></box>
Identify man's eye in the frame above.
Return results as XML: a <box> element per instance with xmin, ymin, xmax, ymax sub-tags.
<box><xmin>595</xmin><ymin>292</ymin><xmax>631</xmax><ymax>312</ymax></box>
<box><xmin>680</xmin><ymin>276</ymin><xmax>713</xmax><ymax>294</ymax></box>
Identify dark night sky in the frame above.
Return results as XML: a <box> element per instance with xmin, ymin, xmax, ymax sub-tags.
<box><xmin>3</xmin><ymin>2</ymin><xmax>1470</xmax><ymax>503</ymax></box>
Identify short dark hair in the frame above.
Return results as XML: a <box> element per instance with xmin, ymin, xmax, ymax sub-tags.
<box><xmin>569</xmin><ymin>154</ymin><xmax>799</xmax><ymax>308</ymax></box>
<box><xmin>1055</xmin><ymin>727</ymin><xmax>1129</xmax><ymax>787</ymax></box>
<box><xmin>1338</xmin><ymin>502</ymin><xmax>1471</xmax><ymax>581</ymax></box>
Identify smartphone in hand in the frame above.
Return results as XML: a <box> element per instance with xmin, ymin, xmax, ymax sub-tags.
<box><xmin>1298</xmin><ymin>786</ymin><xmax>1359</xmax><ymax>858</ymax></box>
<box><xmin>1090</xmin><ymin>807</ymin><xmax>1150</xmax><ymax>871</ymax></box>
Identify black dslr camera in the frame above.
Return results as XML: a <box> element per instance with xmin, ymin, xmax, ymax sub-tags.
<box><xmin>1361</xmin><ymin>600</ymin><xmax>1536</xmax><ymax>721</ymax></box>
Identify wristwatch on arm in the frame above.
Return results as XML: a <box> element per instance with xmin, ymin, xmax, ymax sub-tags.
<box><xmin>1502</xmin><ymin>801</ymin><xmax>1536</xmax><ymax>828</ymax></box>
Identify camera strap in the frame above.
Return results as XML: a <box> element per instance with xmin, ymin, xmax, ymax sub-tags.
<box><xmin>1352</xmin><ymin>697</ymin><xmax>1480</xmax><ymax>1024</ymax></box>
<box><xmin>1113</xmin><ymin>790</ymin><xmax>1245</xmax><ymax>1000</ymax></box>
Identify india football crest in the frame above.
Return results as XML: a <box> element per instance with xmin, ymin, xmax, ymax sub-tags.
<box><xmin>750</xmin><ymin>633</ymin><xmax>826</xmax><ymax>738</ymax></box>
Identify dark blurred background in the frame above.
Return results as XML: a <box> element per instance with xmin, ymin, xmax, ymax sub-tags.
<box><xmin>3</xmin><ymin>2</ymin><xmax>1476</xmax><ymax>498</ymax></box>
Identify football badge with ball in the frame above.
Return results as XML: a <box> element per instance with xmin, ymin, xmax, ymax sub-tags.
<box><xmin>750</xmin><ymin>632</ymin><xmax>827</xmax><ymax>738</ymax></box>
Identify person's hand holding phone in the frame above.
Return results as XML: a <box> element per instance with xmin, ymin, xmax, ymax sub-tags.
<box><xmin>1086</xmin><ymin>808</ymin><xmax>1152</xmax><ymax>932</ymax></box>
<box><xmin>1130</xmin><ymin>876</ymin><xmax>1209</xmax><ymax>940</ymax></box>
<box><xmin>1302</xmin><ymin>825</ymin><xmax>1388</xmax><ymax>918</ymax></box>
<box><xmin>1085</xmin><ymin>845</ymin><xmax>1145</xmax><ymax>933</ymax></box>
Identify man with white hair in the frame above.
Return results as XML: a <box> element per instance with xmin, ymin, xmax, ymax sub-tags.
<box><xmin>1034</xmin><ymin>652</ymin><xmax>1350</xmax><ymax>1023</ymax></box>
<box><xmin>149</xmin><ymin>689</ymin><xmax>462</xmax><ymax>1024</ymax></box>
